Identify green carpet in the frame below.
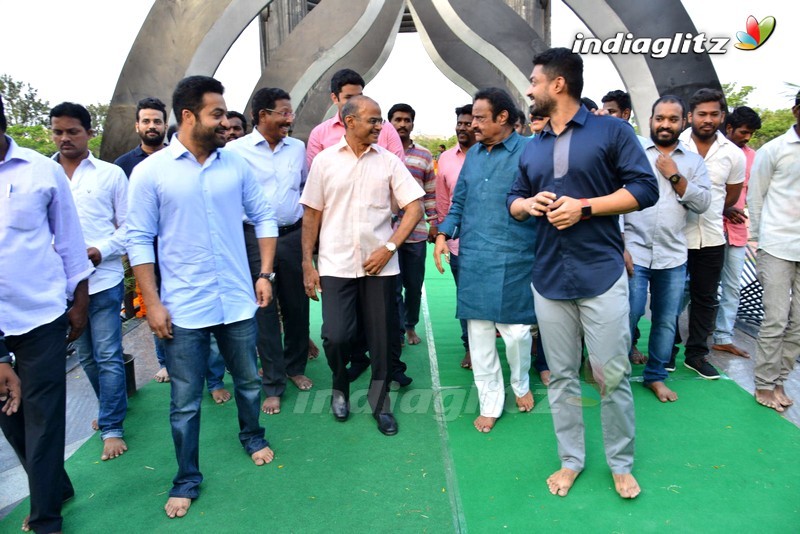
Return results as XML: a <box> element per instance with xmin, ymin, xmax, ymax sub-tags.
<box><xmin>3</xmin><ymin>256</ymin><xmax>799</xmax><ymax>533</ymax></box>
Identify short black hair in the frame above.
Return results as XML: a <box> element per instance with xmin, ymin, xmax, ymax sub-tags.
<box><xmin>0</xmin><ymin>94</ymin><xmax>7</xmax><ymax>133</ymax></box>
<box><xmin>455</xmin><ymin>104</ymin><xmax>473</xmax><ymax>116</ymax></box>
<box><xmin>250</xmin><ymin>87</ymin><xmax>291</xmax><ymax>124</ymax></box>
<box><xmin>650</xmin><ymin>95</ymin><xmax>687</xmax><ymax>118</ymax></box>
<box><xmin>473</xmin><ymin>87</ymin><xmax>516</xmax><ymax>122</ymax></box>
<box><xmin>795</xmin><ymin>90</ymin><xmax>800</xmax><ymax>107</ymax></box>
<box><xmin>330</xmin><ymin>69</ymin><xmax>365</xmax><ymax>96</ymax></box>
<box><xmin>136</xmin><ymin>97</ymin><xmax>167</xmax><ymax>122</ymax></box>
<box><xmin>226</xmin><ymin>110</ymin><xmax>247</xmax><ymax>130</ymax></box>
<box><xmin>532</xmin><ymin>47</ymin><xmax>584</xmax><ymax>101</ymax></box>
<box><xmin>725</xmin><ymin>106</ymin><xmax>762</xmax><ymax>131</ymax></box>
<box><xmin>580</xmin><ymin>97</ymin><xmax>598</xmax><ymax>112</ymax></box>
<box><xmin>49</xmin><ymin>102</ymin><xmax>92</xmax><ymax>130</ymax></box>
<box><xmin>688</xmin><ymin>88</ymin><xmax>726</xmax><ymax>113</ymax></box>
<box><xmin>172</xmin><ymin>75</ymin><xmax>225</xmax><ymax>125</ymax></box>
<box><xmin>388</xmin><ymin>103</ymin><xmax>415</xmax><ymax>122</ymax></box>
<box><xmin>601</xmin><ymin>89</ymin><xmax>632</xmax><ymax>111</ymax></box>
<box><xmin>514</xmin><ymin>108</ymin><xmax>527</xmax><ymax>125</ymax></box>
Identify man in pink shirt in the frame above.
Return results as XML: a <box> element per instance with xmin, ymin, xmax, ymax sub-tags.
<box><xmin>711</xmin><ymin>106</ymin><xmax>761</xmax><ymax>358</ymax></box>
<box><xmin>435</xmin><ymin>104</ymin><xmax>476</xmax><ymax>369</ymax></box>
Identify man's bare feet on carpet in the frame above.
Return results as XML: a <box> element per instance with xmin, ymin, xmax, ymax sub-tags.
<box><xmin>154</xmin><ymin>367</ymin><xmax>170</xmax><ymax>382</ymax></box>
<box><xmin>289</xmin><ymin>374</ymin><xmax>313</xmax><ymax>391</ymax></box>
<box><xmin>211</xmin><ymin>388</ymin><xmax>231</xmax><ymax>404</ymax></box>
<box><xmin>711</xmin><ymin>343</ymin><xmax>750</xmax><ymax>358</ymax></box>
<box><xmin>406</xmin><ymin>328</ymin><xmax>421</xmax><ymax>345</ymax></box>
<box><xmin>251</xmin><ymin>445</ymin><xmax>275</xmax><ymax>466</ymax></box>
<box><xmin>461</xmin><ymin>351</ymin><xmax>471</xmax><ymax>370</ymax></box>
<box><xmin>755</xmin><ymin>389</ymin><xmax>785</xmax><ymax>412</ymax></box>
<box><xmin>262</xmin><ymin>396</ymin><xmax>281</xmax><ymax>414</ymax></box>
<box><xmin>22</xmin><ymin>515</ymin><xmax>30</xmax><ymax>531</ymax></box>
<box><xmin>547</xmin><ymin>468</ymin><xmax>580</xmax><ymax>497</ymax></box>
<box><xmin>101</xmin><ymin>437</ymin><xmax>128</xmax><ymax>461</ymax></box>
<box><xmin>516</xmin><ymin>391</ymin><xmax>534</xmax><ymax>412</ymax></box>
<box><xmin>91</xmin><ymin>419</ymin><xmax>99</xmax><ymax>431</ymax></box>
<box><xmin>613</xmin><ymin>473</ymin><xmax>641</xmax><ymax>498</ymax></box>
<box><xmin>165</xmin><ymin>497</ymin><xmax>191</xmax><ymax>518</ymax></box>
<box><xmin>629</xmin><ymin>346</ymin><xmax>648</xmax><ymax>365</ymax></box>
<box><xmin>775</xmin><ymin>385</ymin><xmax>793</xmax><ymax>407</ymax></box>
<box><xmin>308</xmin><ymin>338</ymin><xmax>320</xmax><ymax>359</ymax></box>
<box><xmin>473</xmin><ymin>415</ymin><xmax>496</xmax><ymax>433</ymax></box>
<box><xmin>645</xmin><ymin>381</ymin><xmax>678</xmax><ymax>402</ymax></box>
<box><xmin>539</xmin><ymin>370</ymin><xmax>551</xmax><ymax>386</ymax></box>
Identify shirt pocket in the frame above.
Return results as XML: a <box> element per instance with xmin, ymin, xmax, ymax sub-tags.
<box><xmin>1</xmin><ymin>191</ymin><xmax>45</xmax><ymax>231</ymax></box>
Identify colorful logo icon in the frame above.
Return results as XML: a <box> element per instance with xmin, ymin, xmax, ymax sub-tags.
<box><xmin>734</xmin><ymin>15</ymin><xmax>776</xmax><ymax>50</ymax></box>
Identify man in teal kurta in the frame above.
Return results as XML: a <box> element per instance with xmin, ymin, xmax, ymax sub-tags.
<box><xmin>434</xmin><ymin>88</ymin><xmax>538</xmax><ymax>433</ymax></box>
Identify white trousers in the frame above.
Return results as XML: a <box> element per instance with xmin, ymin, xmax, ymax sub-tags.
<box><xmin>467</xmin><ymin>320</ymin><xmax>532</xmax><ymax>417</ymax></box>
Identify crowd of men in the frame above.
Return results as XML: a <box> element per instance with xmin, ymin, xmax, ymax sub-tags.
<box><xmin>1</xmin><ymin>46</ymin><xmax>798</xmax><ymax>531</ymax></box>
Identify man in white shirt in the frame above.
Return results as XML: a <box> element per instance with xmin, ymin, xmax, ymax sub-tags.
<box><xmin>747</xmin><ymin>92</ymin><xmax>800</xmax><ymax>413</ymax></box>
<box><xmin>50</xmin><ymin>102</ymin><xmax>130</xmax><ymax>462</ymax></box>
<box><xmin>677</xmin><ymin>88</ymin><xmax>745</xmax><ymax>379</ymax></box>
<box><xmin>0</xmin><ymin>95</ymin><xmax>94</xmax><ymax>533</ymax></box>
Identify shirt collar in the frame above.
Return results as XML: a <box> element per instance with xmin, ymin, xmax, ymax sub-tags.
<box><xmin>641</xmin><ymin>136</ymin><xmax>688</xmax><ymax>155</ymax></box>
<box><xmin>335</xmin><ymin>135</ymin><xmax>378</xmax><ymax>157</ymax></box>
<box><xmin>1</xmin><ymin>135</ymin><xmax>27</xmax><ymax>163</ymax></box>
<box><xmin>477</xmin><ymin>130</ymin><xmax>519</xmax><ymax>153</ymax></box>
<box><xmin>541</xmin><ymin>105</ymin><xmax>590</xmax><ymax>138</ymax></box>
<box><xmin>250</xmin><ymin>129</ymin><xmax>287</xmax><ymax>151</ymax></box>
<box><xmin>166</xmin><ymin>134</ymin><xmax>220</xmax><ymax>164</ymax></box>
<box><xmin>51</xmin><ymin>149</ymin><xmax>97</xmax><ymax>169</ymax></box>
<box><xmin>786</xmin><ymin>125</ymin><xmax>800</xmax><ymax>143</ymax></box>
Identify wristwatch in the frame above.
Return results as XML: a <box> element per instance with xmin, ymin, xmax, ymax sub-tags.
<box><xmin>579</xmin><ymin>198</ymin><xmax>592</xmax><ymax>221</ymax></box>
<box><xmin>385</xmin><ymin>242</ymin><xmax>397</xmax><ymax>254</ymax></box>
<box><xmin>258</xmin><ymin>272</ymin><xmax>276</xmax><ymax>282</ymax></box>
<box><xmin>668</xmin><ymin>173</ymin><xmax>682</xmax><ymax>184</ymax></box>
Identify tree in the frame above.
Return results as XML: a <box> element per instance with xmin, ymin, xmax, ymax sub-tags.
<box><xmin>0</xmin><ymin>74</ymin><xmax>50</xmax><ymax>126</ymax></box>
<box><xmin>750</xmin><ymin>108</ymin><xmax>794</xmax><ymax>149</ymax></box>
<box><xmin>87</xmin><ymin>103</ymin><xmax>109</xmax><ymax>134</ymax></box>
<box><xmin>721</xmin><ymin>83</ymin><xmax>755</xmax><ymax>109</ymax></box>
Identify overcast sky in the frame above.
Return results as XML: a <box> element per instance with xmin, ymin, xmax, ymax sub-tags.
<box><xmin>2</xmin><ymin>1</ymin><xmax>795</xmax><ymax>136</ymax></box>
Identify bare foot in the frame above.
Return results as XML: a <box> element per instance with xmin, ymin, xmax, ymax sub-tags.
<box><xmin>645</xmin><ymin>381</ymin><xmax>678</xmax><ymax>402</ymax></box>
<box><xmin>91</xmin><ymin>419</ymin><xmax>99</xmax><ymax>431</ymax></box>
<box><xmin>154</xmin><ymin>367</ymin><xmax>170</xmax><ymax>382</ymax></box>
<box><xmin>547</xmin><ymin>468</ymin><xmax>580</xmax><ymax>497</ymax></box>
<box><xmin>460</xmin><ymin>351</ymin><xmax>472</xmax><ymax>370</ymax></box>
<box><xmin>613</xmin><ymin>473</ymin><xmax>641</xmax><ymax>499</ymax></box>
<box><xmin>308</xmin><ymin>338</ymin><xmax>320</xmax><ymax>359</ymax></box>
<box><xmin>473</xmin><ymin>415</ymin><xmax>497</xmax><ymax>433</ymax></box>
<box><xmin>755</xmin><ymin>389</ymin><xmax>785</xmax><ymax>412</ymax></box>
<box><xmin>22</xmin><ymin>515</ymin><xmax>30</xmax><ymax>531</ymax></box>
<box><xmin>775</xmin><ymin>385</ymin><xmax>794</xmax><ymax>407</ymax></box>
<box><xmin>516</xmin><ymin>391</ymin><xmax>534</xmax><ymax>412</ymax></box>
<box><xmin>101</xmin><ymin>437</ymin><xmax>128</xmax><ymax>461</ymax></box>
<box><xmin>211</xmin><ymin>388</ymin><xmax>231</xmax><ymax>404</ymax></box>
<box><xmin>261</xmin><ymin>396</ymin><xmax>281</xmax><ymax>415</ymax></box>
<box><xmin>406</xmin><ymin>328</ymin><xmax>421</xmax><ymax>345</ymax></box>
<box><xmin>251</xmin><ymin>445</ymin><xmax>275</xmax><ymax>466</ymax></box>
<box><xmin>711</xmin><ymin>343</ymin><xmax>750</xmax><ymax>358</ymax></box>
<box><xmin>165</xmin><ymin>497</ymin><xmax>191</xmax><ymax>518</ymax></box>
<box><xmin>288</xmin><ymin>374</ymin><xmax>313</xmax><ymax>391</ymax></box>
<box><xmin>539</xmin><ymin>370</ymin><xmax>551</xmax><ymax>386</ymax></box>
<box><xmin>629</xmin><ymin>346</ymin><xmax>647</xmax><ymax>365</ymax></box>
<box><xmin>258</xmin><ymin>368</ymin><xmax>263</xmax><ymax>377</ymax></box>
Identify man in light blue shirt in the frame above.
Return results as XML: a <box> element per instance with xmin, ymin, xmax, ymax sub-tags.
<box><xmin>227</xmin><ymin>87</ymin><xmax>311</xmax><ymax>416</ymax></box>
<box><xmin>0</xmin><ymin>95</ymin><xmax>94</xmax><ymax>533</ymax></box>
<box><xmin>127</xmin><ymin>76</ymin><xmax>278</xmax><ymax>520</ymax></box>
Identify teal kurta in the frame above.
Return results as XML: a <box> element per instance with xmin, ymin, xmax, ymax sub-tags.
<box><xmin>438</xmin><ymin>132</ymin><xmax>537</xmax><ymax>324</ymax></box>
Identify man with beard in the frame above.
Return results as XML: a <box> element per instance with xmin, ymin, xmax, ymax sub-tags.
<box><xmin>388</xmin><ymin>103</ymin><xmax>436</xmax><ymax>356</ymax></box>
<box><xmin>114</xmin><ymin>97</ymin><xmax>169</xmax><ymax>178</ymax></box>
<box><xmin>225</xmin><ymin>111</ymin><xmax>247</xmax><ymax>142</ymax></box>
<box><xmin>436</xmin><ymin>104</ymin><xmax>475</xmax><ymax>369</ymax></box>
<box><xmin>677</xmin><ymin>89</ymin><xmax>745</xmax><ymax>379</ymax></box>
<box><xmin>227</xmin><ymin>87</ymin><xmax>312</xmax><ymax>416</ymax></box>
<box><xmin>50</xmin><ymin>101</ymin><xmax>130</xmax><ymax>462</ymax></box>
<box><xmin>127</xmin><ymin>75</ymin><xmax>278</xmax><ymax>519</ymax></box>
<box><xmin>623</xmin><ymin>96</ymin><xmax>711</xmax><ymax>402</ymax></box>
<box><xmin>508</xmin><ymin>47</ymin><xmax>658</xmax><ymax>499</ymax></box>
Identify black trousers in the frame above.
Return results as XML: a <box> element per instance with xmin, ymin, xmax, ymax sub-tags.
<box><xmin>0</xmin><ymin>314</ymin><xmax>74</xmax><ymax>533</ymax></box>
<box><xmin>685</xmin><ymin>245</ymin><xmax>726</xmax><ymax>361</ymax></box>
<box><xmin>320</xmin><ymin>275</ymin><xmax>398</xmax><ymax>415</ymax></box>
<box><xmin>244</xmin><ymin>223</ymin><xmax>310</xmax><ymax>397</ymax></box>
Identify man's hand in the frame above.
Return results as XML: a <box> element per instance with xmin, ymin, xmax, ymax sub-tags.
<box><xmin>67</xmin><ymin>280</ymin><xmax>89</xmax><ymax>342</ymax></box>
<box><xmin>433</xmin><ymin>234</ymin><xmax>451</xmax><ymax>274</ymax></box>
<box><xmin>427</xmin><ymin>225</ymin><xmax>439</xmax><ymax>244</ymax></box>
<box><xmin>363</xmin><ymin>247</ymin><xmax>393</xmax><ymax>276</ymax></box>
<box><xmin>147</xmin><ymin>301</ymin><xmax>174</xmax><ymax>339</ymax></box>
<box><xmin>624</xmin><ymin>249</ymin><xmax>634</xmax><ymax>278</ymax></box>
<box><xmin>655</xmin><ymin>154</ymin><xmax>678</xmax><ymax>180</ymax></box>
<box><xmin>546</xmin><ymin>196</ymin><xmax>583</xmax><ymax>230</ymax></box>
<box><xmin>255</xmin><ymin>278</ymin><xmax>273</xmax><ymax>308</ymax></box>
<box><xmin>723</xmin><ymin>206</ymin><xmax>748</xmax><ymax>225</ymax></box>
<box><xmin>303</xmin><ymin>264</ymin><xmax>321</xmax><ymax>301</ymax></box>
<box><xmin>0</xmin><ymin>363</ymin><xmax>22</xmax><ymax>415</ymax></box>
<box><xmin>87</xmin><ymin>247</ymin><xmax>103</xmax><ymax>267</ymax></box>
<box><xmin>530</xmin><ymin>192</ymin><xmax>557</xmax><ymax>217</ymax></box>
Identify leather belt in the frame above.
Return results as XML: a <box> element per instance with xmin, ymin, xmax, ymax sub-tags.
<box><xmin>278</xmin><ymin>219</ymin><xmax>302</xmax><ymax>236</ymax></box>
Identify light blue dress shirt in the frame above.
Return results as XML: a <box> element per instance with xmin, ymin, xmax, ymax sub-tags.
<box><xmin>126</xmin><ymin>136</ymin><xmax>278</xmax><ymax>329</ymax></box>
<box><xmin>0</xmin><ymin>136</ymin><xmax>94</xmax><ymax>335</ymax></box>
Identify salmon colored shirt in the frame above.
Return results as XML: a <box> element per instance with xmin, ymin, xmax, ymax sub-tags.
<box><xmin>435</xmin><ymin>144</ymin><xmax>469</xmax><ymax>255</ymax></box>
<box><xmin>723</xmin><ymin>144</ymin><xmax>755</xmax><ymax>247</ymax></box>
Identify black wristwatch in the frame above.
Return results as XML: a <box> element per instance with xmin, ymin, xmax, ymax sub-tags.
<box><xmin>580</xmin><ymin>198</ymin><xmax>592</xmax><ymax>221</ymax></box>
<box><xmin>258</xmin><ymin>272</ymin><xmax>276</xmax><ymax>282</ymax></box>
<box><xmin>668</xmin><ymin>173</ymin><xmax>682</xmax><ymax>184</ymax></box>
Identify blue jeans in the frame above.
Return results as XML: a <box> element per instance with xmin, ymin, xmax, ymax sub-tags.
<box><xmin>629</xmin><ymin>263</ymin><xmax>686</xmax><ymax>384</ymax></box>
<box><xmin>163</xmin><ymin>318</ymin><xmax>267</xmax><ymax>498</ymax></box>
<box><xmin>713</xmin><ymin>244</ymin><xmax>746</xmax><ymax>345</ymax></box>
<box><xmin>448</xmin><ymin>252</ymin><xmax>469</xmax><ymax>350</ymax></box>
<box><xmin>74</xmin><ymin>280</ymin><xmax>127</xmax><ymax>440</ymax></box>
<box><xmin>156</xmin><ymin>333</ymin><xmax>225</xmax><ymax>394</ymax></box>
<box><xmin>396</xmin><ymin>240</ymin><xmax>427</xmax><ymax>339</ymax></box>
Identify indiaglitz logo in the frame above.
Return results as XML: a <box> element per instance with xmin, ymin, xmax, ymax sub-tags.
<box><xmin>734</xmin><ymin>15</ymin><xmax>776</xmax><ymax>50</ymax></box>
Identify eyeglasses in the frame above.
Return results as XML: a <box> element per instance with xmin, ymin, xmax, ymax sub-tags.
<box><xmin>347</xmin><ymin>116</ymin><xmax>383</xmax><ymax>126</ymax></box>
<box><xmin>263</xmin><ymin>108</ymin><xmax>295</xmax><ymax>119</ymax></box>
